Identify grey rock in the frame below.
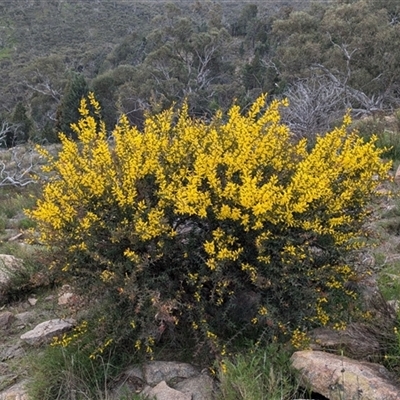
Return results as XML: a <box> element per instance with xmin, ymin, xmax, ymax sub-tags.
<box><xmin>173</xmin><ymin>373</ymin><xmax>215</xmax><ymax>400</ymax></box>
<box><xmin>0</xmin><ymin>379</ymin><xmax>29</xmax><ymax>400</ymax></box>
<box><xmin>123</xmin><ymin>366</ymin><xmax>144</xmax><ymax>381</ymax></box>
<box><xmin>110</xmin><ymin>363</ymin><xmax>215</xmax><ymax>400</ymax></box>
<box><xmin>27</xmin><ymin>298</ymin><xmax>37</xmax><ymax>307</ymax></box>
<box><xmin>395</xmin><ymin>164</ymin><xmax>400</xmax><ymax>185</ymax></box>
<box><xmin>310</xmin><ymin>324</ymin><xmax>381</xmax><ymax>360</ymax></box>
<box><xmin>291</xmin><ymin>350</ymin><xmax>400</xmax><ymax>400</ymax></box>
<box><xmin>0</xmin><ymin>313</ymin><xmax>14</xmax><ymax>330</ymax></box>
<box><xmin>0</xmin><ymin>363</ymin><xmax>9</xmax><ymax>375</ymax></box>
<box><xmin>142</xmin><ymin>381</ymin><xmax>191</xmax><ymax>400</ymax></box>
<box><xmin>0</xmin><ymin>345</ymin><xmax>25</xmax><ymax>362</ymax></box>
<box><xmin>388</xmin><ymin>299</ymin><xmax>399</xmax><ymax>313</ymax></box>
<box><xmin>0</xmin><ymin>374</ymin><xmax>18</xmax><ymax>392</ymax></box>
<box><xmin>0</xmin><ymin>255</ymin><xmax>23</xmax><ymax>286</ymax></box>
<box><xmin>14</xmin><ymin>312</ymin><xmax>35</xmax><ymax>327</ymax></box>
<box><xmin>57</xmin><ymin>292</ymin><xmax>74</xmax><ymax>306</ymax></box>
<box><xmin>20</xmin><ymin>318</ymin><xmax>75</xmax><ymax>346</ymax></box>
<box><xmin>109</xmin><ymin>366</ymin><xmax>146</xmax><ymax>397</ymax></box>
<box><xmin>143</xmin><ymin>361</ymin><xmax>199</xmax><ymax>386</ymax></box>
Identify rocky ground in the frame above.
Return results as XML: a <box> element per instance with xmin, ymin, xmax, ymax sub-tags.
<box><xmin>0</xmin><ymin>254</ymin><xmax>218</xmax><ymax>400</ymax></box>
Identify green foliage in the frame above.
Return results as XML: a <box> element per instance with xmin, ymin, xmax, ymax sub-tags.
<box><xmin>271</xmin><ymin>0</ymin><xmax>400</xmax><ymax>106</ymax></box>
<box><xmin>376</xmin><ymin>131</ymin><xmax>400</xmax><ymax>162</ymax></box>
<box><xmin>130</xmin><ymin>18</ymin><xmax>235</xmax><ymax>117</ymax></box>
<box><xmin>352</xmin><ymin>117</ymin><xmax>386</xmax><ymax>140</ymax></box>
<box><xmin>230</xmin><ymin>4</ymin><xmax>258</xmax><ymax>37</ymax></box>
<box><xmin>27</xmin><ymin>293</ymin><xmax>148</xmax><ymax>399</ymax></box>
<box><xmin>10</xmin><ymin>102</ymin><xmax>33</xmax><ymax>146</ymax></box>
<box><xmin>28</xmin><ymin>94</ymin><xmax>390</xmax><ymax>366</ymax></box>
<box><xmin>18</xmin><ymin>54</ymin><xmax>68</xmax><ymax>135</ymax></box>
<box><xmin>375</xmin><ymin>196</ymin><xmax>400</xmax><ymax>301</ymax></box>
<box><xmin>56</xmin><ymin>73</ymin><xmax>89</xmax><ymax>140</ymax></box>
<box><xmin>0</xmin><ymin>47</ymin><xmax>12</xmax><ymax>60</ymax></box>
<box><xmin>17</xmin><ymin>217</ymin><xmax>37</xmax><ymax>230</ymax></box>
<box><xmin>107</xmin><ymin>33</ymin><xmax>147</xmax><ymax>68</ymax></box>
<box><xmin>378</xmin><ymin>266</ymin><xmax>400</xmax><ymax>302</ymax></box>
<box><xmin>2</xmin><ymin>0</ymin><xmax>399</xmax><ymax>139</ymax></box>
<box><xmin>242</xmin><ymin>54</ymin><xmax>267</xmax><ymax>92</ymax></box>
<box><xmin>0</xmin><ymin>186</ymin><xmax>51</xmax><ymax>303</ymax></box>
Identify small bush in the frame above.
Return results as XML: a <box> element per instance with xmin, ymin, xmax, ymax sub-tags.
<box><xmin>382</xmin><ymin>313</ymin><xmax>400</xmax><ymax>379</ymax></box>
<box><xmin>352</xmin><ymin>117</ymin><xmax>386</xmax><ymax>140</ymax></box>
<box><xmin>375</xmin><ymin>130</ymin><xmax>400</xmax><ymax>162</ymax></box>
<box><xmin>17</xmin><ymin>217</ymin><xmax>37</xmax><ymax>230</ymax></box>
<box><xmin>28</xmin><ymin>93</ymin><xmax>390</xmax><ymax>359</ymax></box>
<box><xmin>0</xmin><ymin>245</ymin><xmax>52</xmax><ymax>304</ymax></box>
<box><xmin>0</xmin><ymin>187</ymin><xmax>38</xmax><ymax>219</ymax></box>
<box><xmin>27</xmin><ymin>338</ymin><xmax>115</xmax><ymax>400</ymax></box>
<box><xmin>353</xmin><ymin>116</ymin><xmax>400</xmax><ymax>162</ymax></box>
<box><xmin>0</xmin><ymin>216</ymin><xmax>6</xmax><ymax>233</ymax></box>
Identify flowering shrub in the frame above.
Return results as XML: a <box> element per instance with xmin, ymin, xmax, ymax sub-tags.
<box><xmin>29</xmin><ymin>93</ymin><xmax>390</xmax><ymax>356</ymax></box>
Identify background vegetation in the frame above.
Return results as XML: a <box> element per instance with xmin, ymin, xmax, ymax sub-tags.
<box><xmin>1</xmin><ymin>0</ymin><xmax>399</xmax><ymax>145</ymax></box>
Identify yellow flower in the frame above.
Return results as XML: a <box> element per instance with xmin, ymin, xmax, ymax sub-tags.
<box><xmin>219</xmin><ymin>361</ymin><xmax>227</xmax><ymax>374</ymax></box>
<box><xmin>100</xmin><ymin>270</ymin><xmax>115</xmax><ymax>283</ymax></box>
<box><xmin>258</xmin><ymin>306</ymin><xmax>268</xmax><ymax>316</ymax></box>
<box><xmin>134</xmin><ymin>340</ymin><xmax>142</xmax><ymax>350</ymax></box>
<box><xmin>291</xmin><ymin>328</ymin><xmax>310</xmax><ymax>350</ymax></box>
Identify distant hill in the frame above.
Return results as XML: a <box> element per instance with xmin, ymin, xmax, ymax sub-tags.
<box><xmin>0</xmin><ymin>0</ymin><xmax>398</xmax><ymax>143</ymax></box>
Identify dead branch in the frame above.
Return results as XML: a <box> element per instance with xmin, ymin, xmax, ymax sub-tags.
<box><xmin>0</xmin><ymin>144</ymin><xmax>47</xmax><ymax>187</ymax></box>
<box><xmin>281</xmin><ymin>76</ymin><xmax>346</xmax><ymax>138</ymax></box>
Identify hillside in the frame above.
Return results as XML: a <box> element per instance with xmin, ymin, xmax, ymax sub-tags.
<box><xmin>1</xmin><ymin>0</ymin><xmax>399</xmax><ymax>145</ymax></box>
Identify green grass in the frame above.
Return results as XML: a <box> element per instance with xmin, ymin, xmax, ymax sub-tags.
<box><xmin>26</xmin><ymin>315</ymin><xmax>146</xmax><ymax>400</ymax></box>
<box><xmin>377</xmin><ymin>248</ymin><xmax>400</xmax><ymax>301</ymax></box>
<box><xmin>375</xmin><ymin>130</ymin><xmax>400</xmax><ymax>162</ymax></box>
<box><xmin>26</xmin><ymin>340</ymin><xmax>305</xmax><ymax>400</ymax></box>
<box><xmin>379</xmin><ymin>270</ymin><xmax>400</xmax><ymax>301</ymax></box>
<box><xmin>216</xmin><ymin>343</ymin><xmax>304</xmax><ymax>400</ymax></box>
<box><xmin>27</xmin><ymin>344</ymin><xmax>116</xmax><ymax>400</ymax></box>
<box><xmin>0</xmin><ymin>216</ymin><xmax>6</xmax><ymax>233</ymax></box>
<box><xmin>17</xmin><ymin>217</ymin><xmax>37</xmax><ymax>230</ymax></box>
<box><xmin>374</xmin><ymin>208</ymin><xmax>400</xmax><ymax>301</ymax></box>
<box><xmin>0</xmin><ymin>47</ymin><xmax>12</xmax><ymax>60</ymax></box>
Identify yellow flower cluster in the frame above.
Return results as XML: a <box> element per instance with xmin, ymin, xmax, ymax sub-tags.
<box><xmin>51</xmin><ymin>320</ymin><xmax>88</xmax><ymax>348</ymax></box>
<box><xmin>313</xmin><ymin>297</ymin><xmax>330</xmax><ymax>326</ymax></box>
<box><xmin>89</xmin><ymin>338</ymin><xmax>113</xmax><ymax>360</ymax></box>
<box><xmin>204</xmin><ymin>228</ymin><xmax>243</xmax><ymax>271</ymax></box>
<box><xmin>29</xmin><ymin>93</ymin><xmax>389</xmax><ymax>258</ymax></box>
<box><xmin>100</xmin><ymin>269</ymin><xmax>115</xmax><ymax>283</ymax></box>
<box><xmin>145</xmin><ymin>336</ymin><xmax>155</xmax><ymax>360</ymax></box>
<box><xmin>291</xmin><ymin>328</ymin><xmax>310</xmax><ymax>350</ymax></box>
